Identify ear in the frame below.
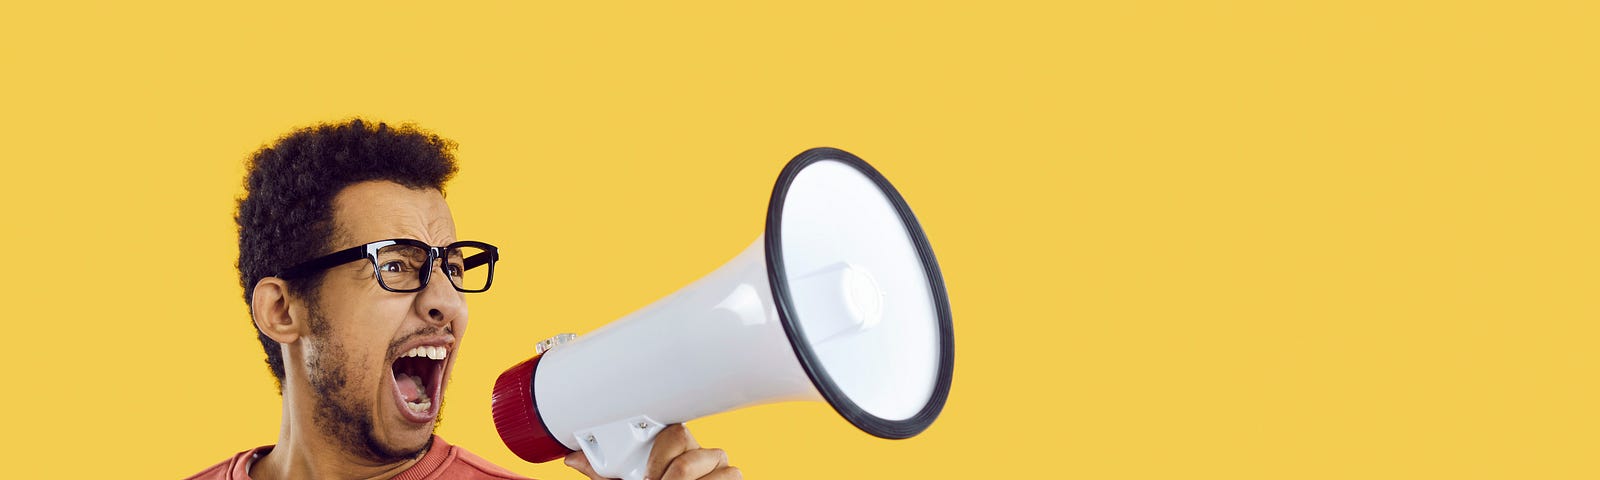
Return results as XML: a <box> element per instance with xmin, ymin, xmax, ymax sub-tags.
<box><xmin>252</xmin><ymin>277</ymin><xmax>306</xmax><ymax>345</ymax></box>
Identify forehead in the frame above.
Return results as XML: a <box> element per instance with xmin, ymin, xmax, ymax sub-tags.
<box><xmin>329</xmin><ymin>180</ymin><xmax>457</xmax><ymax>246</ymax></box>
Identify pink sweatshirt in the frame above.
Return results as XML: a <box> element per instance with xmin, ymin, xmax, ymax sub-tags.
<box><xmin>187</xmin><ymin>435</ymin><xmax>533</xmax><ymax>480</ymax></box>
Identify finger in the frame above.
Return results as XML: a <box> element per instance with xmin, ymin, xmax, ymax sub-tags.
<box><xmin>563</xmin><ymin>451</ymin><xmax>608</xmax><ymax>480</ymax></box>
<box><xmin>646</xmin><ymin>424</ymin><xmax>700</xmax><ymax>480</ymax></box>
<box><xmin>700</xmin><ymin>466</ymin><xmax>743</xmax><ymax>480</ymax></box>
<box><xmin>660</xmin><ymin>448</ymin><xmax>729</xmax><ymax>480</ymax></box>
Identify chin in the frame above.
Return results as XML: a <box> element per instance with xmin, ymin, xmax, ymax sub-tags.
<box><xmin>366</xmin><ymin>405</ymin><xmax>438</xmax><ymax>461</ymax></box>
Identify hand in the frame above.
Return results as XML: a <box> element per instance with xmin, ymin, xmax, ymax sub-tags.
<box><xmin>564</xmin><ymin>424</ymin><xmax>741</xmax><ymax>480</ymax></box>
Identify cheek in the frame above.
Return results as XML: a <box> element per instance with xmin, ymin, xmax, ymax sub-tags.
<box><xmin>325</xmin><ymin>290</ymin><xmax>414</xmax><ymax>334</ymax></box>
<box><xmin>315</xmin><ymin>306</ymin><xmax>410</xmax><ymax>376</ymax></box>
<box><xmin>311</xmin><ymin>333</ymin><xmax>383</xmax><ymax>377</ymax></box>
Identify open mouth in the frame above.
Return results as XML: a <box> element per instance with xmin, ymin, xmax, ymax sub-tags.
<box><xmin>390</xmin><ymin>344</ymin><xmax>449</xmax><ymax>422</ymax></box>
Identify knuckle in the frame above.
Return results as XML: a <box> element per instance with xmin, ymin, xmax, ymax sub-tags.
<box><xmin>664</xmin><ymin>460</ymin><xmax>693</xmax><ymax>480</ymax></box>
<box><xmin>666</xmin><ymin>424</ymin><xmax>690</xmax><ymax>439</ymax></box>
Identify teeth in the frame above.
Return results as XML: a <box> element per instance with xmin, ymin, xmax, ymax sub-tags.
<box><xmin>405</xmin><ymin>399</ymin><xmax>432</xmax><ymax>413</ymax></box>
<box><xmin>401</xmin><ymin>346</ymin><xmax>449</xmax><ymax>360</ymax></box>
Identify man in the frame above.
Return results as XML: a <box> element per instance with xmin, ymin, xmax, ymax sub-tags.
<box><xmin>190</xmin><ymin>120</ymin><xmax>739</xmax><ymax>480</ymax></box>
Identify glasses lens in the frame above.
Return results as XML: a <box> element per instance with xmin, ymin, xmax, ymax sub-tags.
<box><xmin>375</xmin><ymin>243</ymin><xmax>429</xmax><ymax>291</ymax></box>
<box><xmin>446</xmin><ymin>245</ymin><xmax>493</xmax><ymax>291</ymax></box>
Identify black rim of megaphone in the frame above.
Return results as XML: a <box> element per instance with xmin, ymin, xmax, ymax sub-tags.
<box><xmin>764</xmin><ymin>147</ymin><xmax>955</xmax><ymax>439</ymax></box>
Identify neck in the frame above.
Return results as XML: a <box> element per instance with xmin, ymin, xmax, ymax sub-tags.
<box><xmin>250</xmin><ymin>382</ymin><xmax>425</xmax><ymax>480</ymax></box>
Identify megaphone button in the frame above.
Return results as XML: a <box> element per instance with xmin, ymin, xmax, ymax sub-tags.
<box><xmin>535</xmin><ymin>333</ymin><xmax>578</xmax><ymax>355</ymax></box>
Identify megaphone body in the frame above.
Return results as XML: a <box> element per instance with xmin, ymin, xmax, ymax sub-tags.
<box><xmin>493</xmin><ymin>148</ymin><xmax>955</xmax><ymax>480</ymax></box>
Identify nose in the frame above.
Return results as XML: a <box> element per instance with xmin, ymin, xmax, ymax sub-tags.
<box><xmin>415</xmin><ymin>260</ymin><xmax>467</xmax><ymax>327</ymax></box>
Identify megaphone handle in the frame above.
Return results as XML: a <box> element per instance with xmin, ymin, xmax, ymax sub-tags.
<box><xmin>572</xmin><ymin>415</ymin><xmax>667</xmax><ymax>480</ymax></box>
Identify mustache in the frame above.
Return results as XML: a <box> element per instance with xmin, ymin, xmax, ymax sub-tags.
<box><xmin>385</xmin><ymin>326</ymin><xmax>453</xmax><ymax>359</ymax></box>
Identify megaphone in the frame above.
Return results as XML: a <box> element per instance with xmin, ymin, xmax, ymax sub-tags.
<box><xmin>491</xmin><ymin>147</ymin><xmax>954</xmax><ymax>480</ymax></box>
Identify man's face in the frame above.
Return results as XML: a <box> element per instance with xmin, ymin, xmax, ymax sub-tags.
<box><xmin>296</xmin><ymin>180</ymin><xmax>468</xmax><ymax>462</ymax></box>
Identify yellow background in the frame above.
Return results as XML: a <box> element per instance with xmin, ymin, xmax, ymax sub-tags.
<box><xmin>3</xmin><ymin>1</ymin><xmax>1597</xmax><ymax>478</ymax></box>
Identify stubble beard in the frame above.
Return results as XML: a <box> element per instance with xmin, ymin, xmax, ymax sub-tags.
<box><xmin>304</xmin><ymin>303</ymin><xmax>434</xmax><ymax>464</ymax></box>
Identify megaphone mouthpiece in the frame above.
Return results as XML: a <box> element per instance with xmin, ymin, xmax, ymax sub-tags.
<box><xmin>491</xmin><ymin>355</ymin><xmax>570</xmax><ymax>463</ymax></box>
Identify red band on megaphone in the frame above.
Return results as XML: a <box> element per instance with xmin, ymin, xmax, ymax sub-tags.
<box><xmin>491</xmin><ymin>354</ymin><xmax>573</xmax><ymax>463</ymax></box>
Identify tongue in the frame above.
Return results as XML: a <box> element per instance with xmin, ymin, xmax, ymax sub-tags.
<box><xmin>397</xmin><ymin>373</ymin><xmax>422</xmax><ymax>403</ymax></box>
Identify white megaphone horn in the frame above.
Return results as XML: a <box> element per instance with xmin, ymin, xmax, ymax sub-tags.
<box><xmin>491</xmin><ymin>147</ymin><xmax>955</xmax><ymax>480</ymax></box>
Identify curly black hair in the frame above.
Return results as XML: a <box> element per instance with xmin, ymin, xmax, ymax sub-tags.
<box><xmin>236</xmin><ymin>119</ymin><xmax>458</xmax><ymax>392</ymax></box>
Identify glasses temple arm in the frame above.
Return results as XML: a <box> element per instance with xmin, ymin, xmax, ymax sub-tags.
<box><xmin>276</xmin><ymin>245</ymin><xmax>368</xmax><ymax>279</ymax></box>
<box><xmin>463</xmin><ymin>250</ymin><xmax>495</xmax><ymax>270</ymax></box>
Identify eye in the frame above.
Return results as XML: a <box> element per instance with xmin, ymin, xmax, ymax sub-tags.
<box><xmin>379</xmin><ymin>260</ymin><xmax>408</xmax><ymax>273</ymax></box>
<box><xmin>445</xmin><ymin>262</ymin><xmax>465</xmax><ymax>277</ymax></box>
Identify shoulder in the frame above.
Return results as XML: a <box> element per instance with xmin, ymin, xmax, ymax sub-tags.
<box><xmin>424</xmin><ymin>438</ymin><xmax>536</xmax><ymax>480</ymax></box>
<box><xmin>445</xmin><ymin>446</ymin><xmax>536</xmax><ymax>479</ymax></box>
<box><xmin>184</xmin><ymin>459</ymin><xmax>232</xmax><ymax>480</ymax></box>
<box><xmin>184</xmin><ymin>447</ymin><xmax>266</xmax><ymax>480</ymax></box>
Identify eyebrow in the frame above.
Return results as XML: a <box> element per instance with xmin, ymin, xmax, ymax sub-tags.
<box><xmin>376</xmin><ymin>246</ymin><xmax>430</xmax><ymax>260</ymax></box>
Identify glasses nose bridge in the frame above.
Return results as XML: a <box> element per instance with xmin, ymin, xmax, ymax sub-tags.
<box><xmin>423</xmin><ymin>245</ymin><xmax>469</xmax><ymax>287</ymax></box>
<box><xmin>419</xmin><ymin>245</ymin><xmax>445</xmax><ymax>283</ymax></box>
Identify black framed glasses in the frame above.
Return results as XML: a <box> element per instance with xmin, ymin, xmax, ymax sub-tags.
<box><xmin>277</xmin><ymin>239</ymin><xmax>499</xmax><ymax>293</ymax></box>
